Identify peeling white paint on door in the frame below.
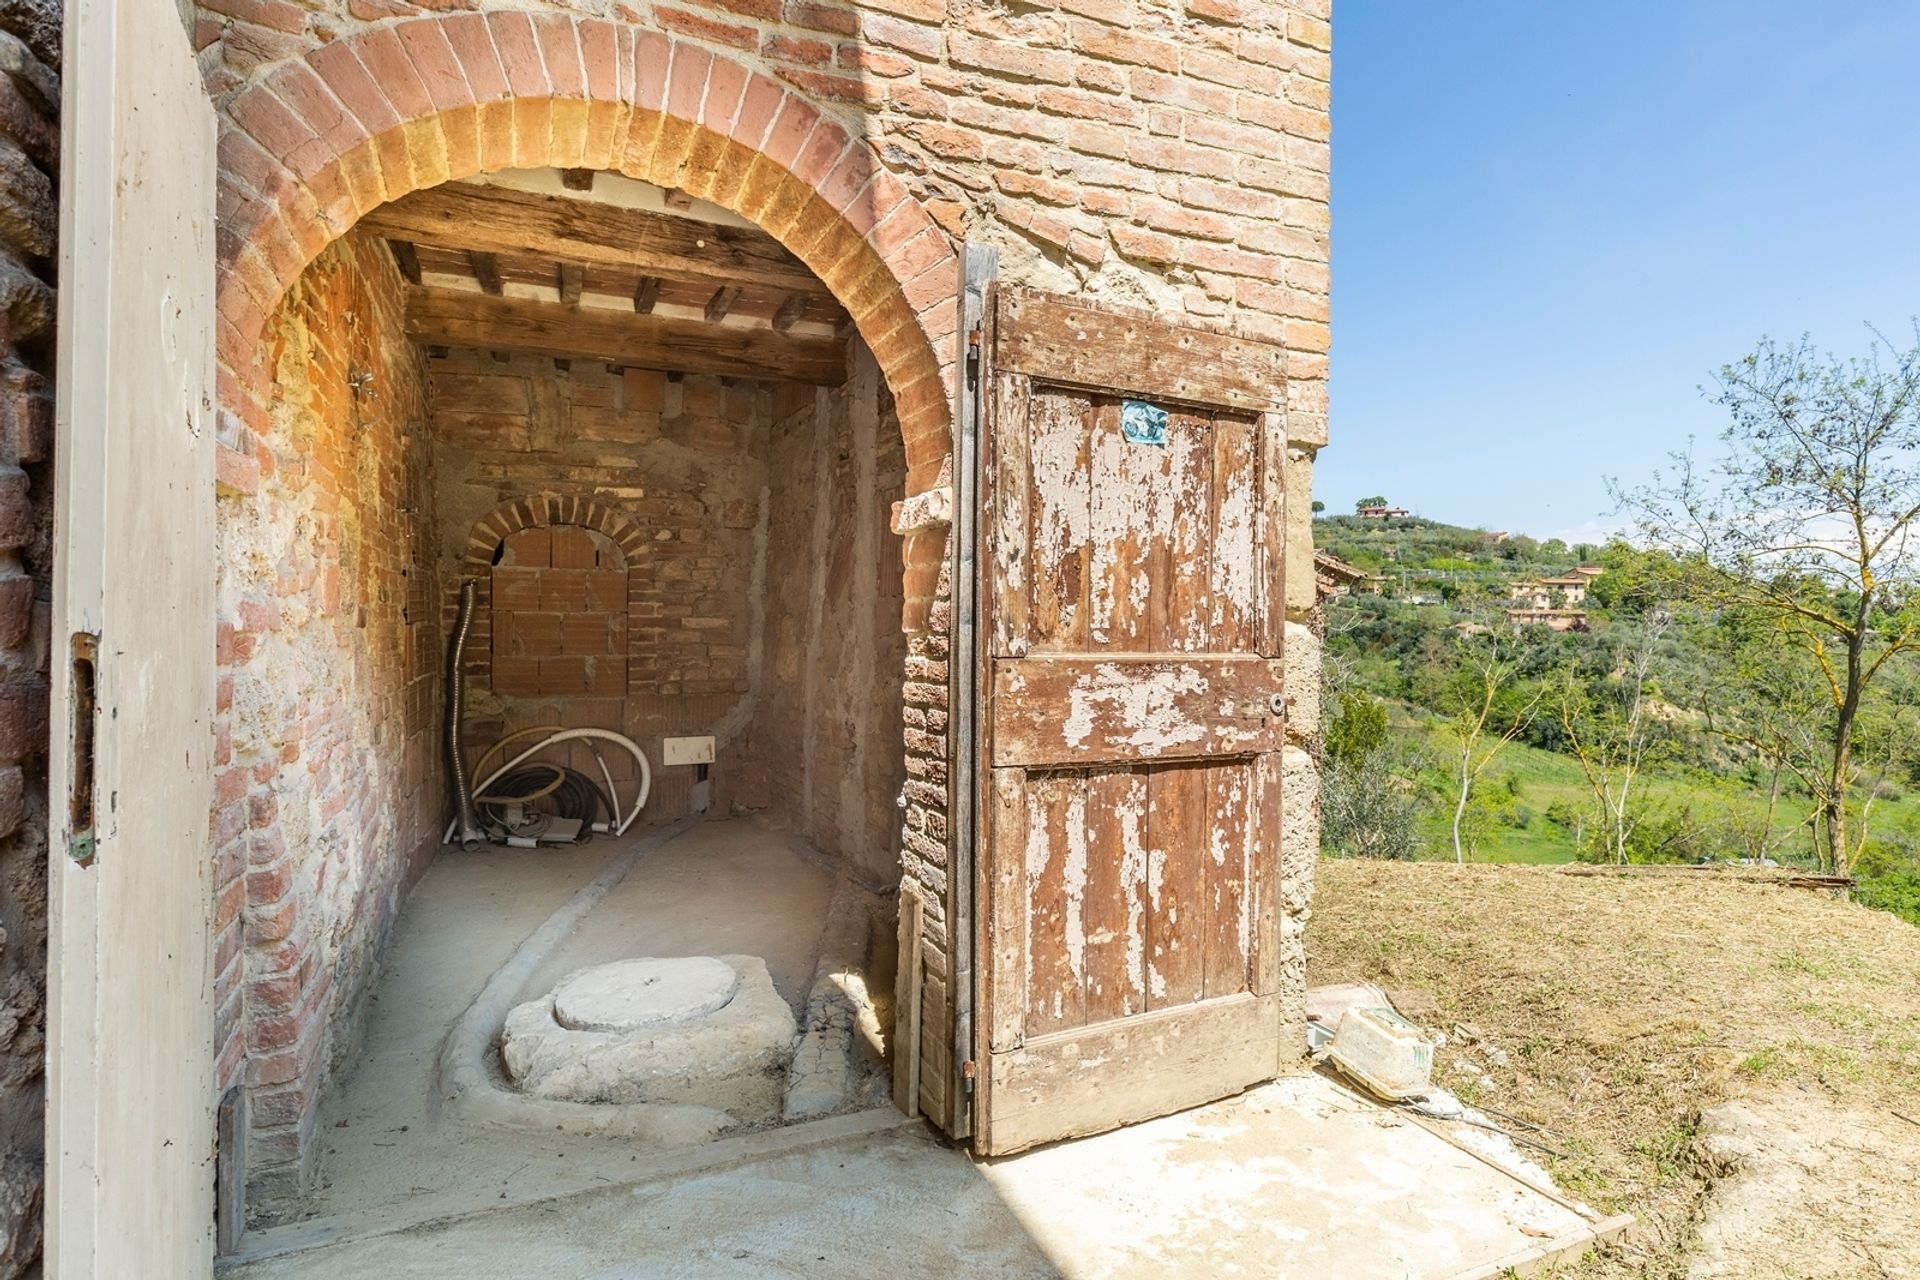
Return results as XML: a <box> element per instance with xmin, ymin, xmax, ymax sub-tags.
<box><xmin>1061</xmin><ymin>662</ymin><xmax>1211</xmax><ymax>752</ymax></box>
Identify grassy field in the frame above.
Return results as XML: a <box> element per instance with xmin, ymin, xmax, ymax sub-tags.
<box><xmin>1391</xmin><ymin>712</ymin><xmax>1920</xmax><ymax>866</ymax></box>
<box><xmin>1308</xmin><ymin>859</ymin><xmax>1920</xmax><ymax>1277</ymax></box>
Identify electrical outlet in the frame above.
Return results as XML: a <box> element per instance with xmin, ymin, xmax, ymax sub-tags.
<box><xmin>662</xmin><ymin>735</ymin><xmax>716</xmax><ymax>766</ymax></box>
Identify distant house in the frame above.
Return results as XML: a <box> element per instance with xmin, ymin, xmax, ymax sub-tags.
<box><xmin>1507</xmin><ymin>608</ymin><xmax>1589</xmax><ymax>633</ymax></box>
<box><xmin>1314</xmin><ymin>550</ymin><xmax>1386</xmax><ymax>598</ymax></box>
<box><xmin>1357</xmin><ymin>504</ymin><xmax>1411</xmax><ymax>519</ymax></box>
<box><xmin>1571</xmin><ymin>564</ymin><xmax>1605</xmax><ymax>579</ymax></box>
<box><xmin>1508</xmin><ymin>573</ymin><xmax>1591</xmax><ymax>609</ymax></box>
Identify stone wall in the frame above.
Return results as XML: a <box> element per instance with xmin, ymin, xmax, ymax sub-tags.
<box><xmin>212</xmin><ymin>228</ymin><xmax>442</xmax><ymax>1200</ymax></box>
<box><xmin>0</xmin><ymin>0</ymin><xmax>57</xmax><ymax>1269</ymax></box>
<box><xmin>751</xmin><ymin>344</ymin><xmax>905</xmax><ymax>883</ymax></box>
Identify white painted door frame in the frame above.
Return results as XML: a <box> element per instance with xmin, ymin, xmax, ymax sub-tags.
<box><xmin>47</xmin><ymin>0</ymin><xmax>219</xmax><ymax>1269</ymax></box>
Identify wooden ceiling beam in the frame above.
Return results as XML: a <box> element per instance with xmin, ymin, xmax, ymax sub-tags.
<box><xmin>771</xmin><ymin>292</ymin><xmax>807</xmax><ymax>332</ymax></box>
<box><xmin>358</xmin><ymin>182</ymin><xmax>834</xmax><ymax>301</ymax></box>
<box><xmin>705</xmin><ymin>285</ymin><xmax>741</xmax><ymax>323</ymax></box>
<box><xmin>469</xmin><ymin>250</ymin><xmax>503</xmax><ymax>295</ymax></box>
<box><xmin>404</xmin><ymin>288</ymin><xmax>847</xmax><ymax>386</ymax></box>
<box><xmin>558</xmin><ymin>263</ymin><xmax>585</xmax><ymax>307</ymax></box>
<box><xmin>633</xmin><ymin>277</ymin><xmax>660</xmax><ymax>314</ymax></box>
<box><xmin>388</xmin><ymin>240</ymin><xmax>422</xmax><ymax>285</ymax></box>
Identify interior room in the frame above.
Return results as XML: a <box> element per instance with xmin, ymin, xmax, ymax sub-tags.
<box><xmin>213</xmin><ymin>166</ymin><xmax>910</xmax><ymax>1232</ymax></box>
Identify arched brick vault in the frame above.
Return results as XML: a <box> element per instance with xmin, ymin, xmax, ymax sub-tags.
<box><xmin>212</xmin><ymin>13</ymin><xmax>960</xmax><ymax>496</ymax></box>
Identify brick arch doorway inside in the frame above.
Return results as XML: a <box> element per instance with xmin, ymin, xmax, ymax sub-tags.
<box><xmin>214</xmin><ymin>162</ymin><xmax>933</xmax><ymax>1238</ymax></box>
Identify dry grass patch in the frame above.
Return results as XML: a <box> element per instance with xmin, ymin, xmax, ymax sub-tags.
<box><xmin>1307</xmin><ymin>860</ymin><xmax>1920</xmax><ymax>1278</ymax></box>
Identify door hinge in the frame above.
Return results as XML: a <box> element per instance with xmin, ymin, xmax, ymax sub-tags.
<box><xmin>962</xmin><ymin>1058</ymin><xmax>977</xmax><ymax>1094</ymax></box>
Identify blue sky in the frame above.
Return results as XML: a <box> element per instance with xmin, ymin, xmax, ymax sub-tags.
<box><xmin>1324</xmin><ymin>2</ymin><xmax>1920</xmax><ymax>543</ymax></box>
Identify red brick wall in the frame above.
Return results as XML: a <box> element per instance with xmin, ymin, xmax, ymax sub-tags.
<box><xmin>431</xmin><ymin>354</ymin><xmax>771</xmax><ymax>823</ymax></box>
<box><xmin>212</xmin><ymin>229</ymin><xmax>441</xmax><ymax>1198</ymax></box>
<box><xmin>195</xmin><ymin>1</ymin><xmax>1330</xmax><ymax>428</ymax></box>
<box><xmin>433</xmin><ymin>346</ymin><xmax>905</xmax><ymax>854</ymax></box>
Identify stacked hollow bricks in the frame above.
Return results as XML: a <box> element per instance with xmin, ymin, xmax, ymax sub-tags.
<box><xmin>0</xmin><ymin>0</ymin><xmax>1331</xmax><ymax>1247</ymax></box>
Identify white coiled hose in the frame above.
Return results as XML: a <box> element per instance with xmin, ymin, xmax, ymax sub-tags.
<box><xmin>444</xmin><ymin>728</ymin><xmax>652</xmax><ymax>844</ymax></box>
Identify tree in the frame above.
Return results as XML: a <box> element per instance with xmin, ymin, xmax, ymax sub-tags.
<box><xmin>1616</xmin><ymin>329</ymin><xmax>1920</xmax><ymax>873</ymax></box>
<box><xmin>1552</xmin><ymin>610</ymin><xmax>1672</xmax><ymax>864</ymax></box>
<box><xmin>1696</xmin><ymin>622</ymin><xmax>1831</xmax><ymax>862</ymax></box>
<box><xmin>1354</xmin><ymin>495</ymin><xmax>1388</xmax><ymax>513</ymax></box>
<box><xmin>1325</xmin><ymin>690</ymin><xmax>1387</xmax><ymax>766</ymax></box>
<box><xmin>1416</xmin><ymin>630</ymin><xmax>1544</xmax><ymax>863</ymax></box>
<box><xmin>1320</xmin><ymin>625</ymin><xmax>1424</xmax><ymax>860</ymax></box>
<box><xmin>1584</xmin><ymin>540</ymin><xmax>1683</xmax><ymax>615</ymax></box>
<box><xmin>1321</xmin><ymin>737</ymin><xmax>1426</xmax><ymax>860</ymax></box>
<box><xmin>1311</xmin><ymin>499</ymin><xmax>1326</xmax><ymax>514</ymax></box>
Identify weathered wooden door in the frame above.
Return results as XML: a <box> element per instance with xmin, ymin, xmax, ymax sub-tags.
<box><xmin>974</xmin><ymin>287</ymin><xmax>1289</xmax><ymax>1155</ymax></box>
<box><xmin>48</xmin><ymin>0</ymin><xmax>218</xmax><ymax>1269</ymax></box>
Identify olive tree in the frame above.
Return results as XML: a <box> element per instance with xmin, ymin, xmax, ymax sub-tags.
<box><xmin>1416</xmin><ymin>629</ymin><xmax>1543</xmax><ymax>864</ymax></box>
<box><xmin>1615</xmin><ymin>329</ymin><xmax>1920</xmax><ymax>873</ymax></box>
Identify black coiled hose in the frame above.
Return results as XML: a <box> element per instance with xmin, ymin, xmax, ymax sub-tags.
<box><xmin>481</xmin><ymin>764</ymin><xmax>615</xmax><ymax>839</ymax></box>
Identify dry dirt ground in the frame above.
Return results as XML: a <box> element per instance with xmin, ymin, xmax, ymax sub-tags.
<box><xmin>1309</xmin><ymin>861</ymin><xmax>1920</xmax><ymax>1279</ymax></box>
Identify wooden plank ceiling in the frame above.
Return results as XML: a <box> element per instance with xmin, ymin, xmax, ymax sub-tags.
<box><xmin>360</xmin><ymin>178</ymin><xmax>851</xmax><ymax>386</ymax></box>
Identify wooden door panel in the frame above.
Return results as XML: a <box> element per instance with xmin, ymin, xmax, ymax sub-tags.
<box><xmin>976</xmin><ymin>286</ymin><xmax>1288</xmax><ymax>1155</ymax></box>
<box><xmin>990</xmin><ymin>655</ymin><xmax>1278</xmax><ymax>766</ymax></box>
<box><xmin>982</xmin><ymin>993</ymin><xmax>1282</xmax><ymax>1155</ymax></box>
<box><xmin>1258</xmin><ymin>411</ymin><xmax>1289</xmax><ymax>657</ymax></box>
<box><xmin>1080</xmin><ymin>765</ymin><xmax>1149</xmax><ymax>1024</ymax></box>
<box><xmin>987</xmin><ymin>288</ymin><xmax>1289</xmax><ymax>413</ymax></box>
<box><xmin>1001</xmin><ymin>387</ymin><xmax>1266</xmax><ymax>659</ymax></box>
<box><xmin>1024</xmin><ymin>387</ymin><xmax>1092</xmax><ymax>653</ymax></box>
<box><xmin>990</xmin><ymin>758</ymin><xmax>1268</xmax><ymax>1047</ymax></box>
<box><xmin>1209</xmin><ymin>416</ymin><xmax>1262</xmax><ymax>651</ymax></box>
<box><xmin>1202</xmin><ymin>758</ymin><xmax>1258</xmax><ymax>1000</ymax></box>
<box><xmin>1160</xmin><ymin>409</ymin><xmax>1217</xmax><ymax>652</ymax></box>
<box><xmin>1086</xmin><ymin>397</ymin><xmax>1160</xmax><ymax>653</ymax></box>
<box><xmin>49</xmin><ymin>0</ymin><xmax>218</xmax><ymax>1267</ymax></box>
<box><xmin>1023</xmin><ymin>768</ymin><xmax>1087</xmax><ymax>1037</ymax></box>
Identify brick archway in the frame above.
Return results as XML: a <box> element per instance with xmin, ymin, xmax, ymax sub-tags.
<box><xmin>461</xmin><ymin>494</ymin><xmax>646</xmax><ymax>570</ymax></box>
<box><xmin>213</xmin><ymin>14</ymin><xmax>960</xmax><ymax>496</ymax></box>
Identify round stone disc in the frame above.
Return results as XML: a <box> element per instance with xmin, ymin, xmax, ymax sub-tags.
<box><xmin>553</xmin><ymin>957</ymin><xmax>740</xmax><ymax>1033</ymax></box>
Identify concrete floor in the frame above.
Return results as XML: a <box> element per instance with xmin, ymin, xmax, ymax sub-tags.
<box><xmin>257</xmin><ymin>821</ymin><xmax>847</xmax><ymax>1236</ymax></box>
<box><xmin>232</xmin><ymin>822</ymin><xmax>1621</xmax><ymax>1278</ymax></box>
<box><xmin>230</xmin><ymin>1074</ymin><xmax>1614</xmax><ymax>1279</ymax></box>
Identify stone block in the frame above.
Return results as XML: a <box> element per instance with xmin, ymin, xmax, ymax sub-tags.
<box><xmin>502</xmin><ymin>955</ymin><xmax>797</xmax><ymax>1124</ymax></box>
